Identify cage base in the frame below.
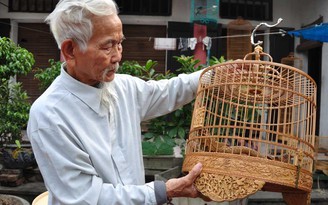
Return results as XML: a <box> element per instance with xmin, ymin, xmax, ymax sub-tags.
<box><xmin>194</xmin><ymin>172</ymin><xmax>264</xmax><ymax>202</ymax></box>
<box><xmin>183</xmin><ymin>153</ymin><xmax>313</xmax><ymax>202</ymax></box>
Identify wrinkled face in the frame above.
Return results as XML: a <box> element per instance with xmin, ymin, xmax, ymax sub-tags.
<box><xmin>70</xmin><ymin>14</ymin><xmax>124</xmax><ymax>86</ymax></box>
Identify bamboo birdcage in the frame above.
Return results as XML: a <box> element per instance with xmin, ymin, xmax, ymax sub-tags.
<box><xmin>281</xmin><ymin>52</ymin><xmax>303</xmax><ymax>70</ymax></box>
<box><xmin>182</xmin><ymin>45</ymin><xmax>317</xmax><ymax>205</ymax></box>
<box><xmin>227</xmin><ymin>17</ymin><xmax>253</xmax><ymax>60</ymax></box>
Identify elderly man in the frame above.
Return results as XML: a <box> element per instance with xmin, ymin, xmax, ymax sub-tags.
<box><xmin>27</xmin><ymin>0</ymin><xmax>204</xmax><ymax>204</ymax></box>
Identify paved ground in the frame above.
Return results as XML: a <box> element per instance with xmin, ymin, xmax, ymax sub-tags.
<box><xmin>248</xmin><ymin>190</ymin><xmax>328</xmax><ymax>205</ymax></box>
<box><xmin>0</xmin><ymin>182</ymin><xmax>46</xmax><ymax>203</ymax></box>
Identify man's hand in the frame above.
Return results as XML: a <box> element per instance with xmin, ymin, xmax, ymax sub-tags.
<box><xmin>165</xmin><ymin>162</ymin><xmax>210</xmax><ymax>201</ymax></box>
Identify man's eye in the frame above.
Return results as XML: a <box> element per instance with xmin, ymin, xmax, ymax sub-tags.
<box><xmin>107</xmin><ymin>42</ymin><xmax>114</xmax><ymax>48</ymax></box>
<box><xmin>102</xmin><ymin>44</ymin><xmax>113</xmax><ymax>50</ymax></box>
<box><xmin>101</xmin><ymin>39</ymin><xmax>124</xmax><ymax>52</ymax></box>
<box><xmin>101</xmin><ymin>46</ymin><xmax>111</xmax><ymax>51</ymax></box>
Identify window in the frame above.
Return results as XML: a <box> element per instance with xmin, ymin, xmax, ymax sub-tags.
<box><xmin>220</xmin><ymin>0</ymin><xmax>272</xmax><ymax>21</ymax></box>
<box><xmin>116</xmin><ymin>0</ymin><xmax>172</xmax><ymax>16</ymax></box>
<box><xmin>9</xmin><ymin>0</ymin><xmax>59</xmax><ymax>13</ymax></box>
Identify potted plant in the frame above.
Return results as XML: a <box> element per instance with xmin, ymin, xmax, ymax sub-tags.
<box><xmin>34</xmin><ymin>59</ymin><xmax>61</xmax><ymax>91</ymax></box>
<box><xmin>0</xmin><ymin>37</ymin><xmax>35</xmax><ymax>170</ymax></box>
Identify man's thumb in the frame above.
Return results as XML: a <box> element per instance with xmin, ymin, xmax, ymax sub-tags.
<box><xmin>188</xmin><ymin>162</ymin><xmax>202</xmax><ymax>179</ymax></box>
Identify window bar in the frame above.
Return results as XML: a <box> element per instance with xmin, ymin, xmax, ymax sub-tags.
<box><xmin>148</xmin><ymin>0</ymin><xmax>152</xmax><ymax>14</ymax></box>
<box><xmin>139</xmin><ymin>0</ymin><xmax>143</xmax><ymax>14</ymax></box>
<box><xmin>236</xmin><ymin>0</ymin><xmax>240</xmax><ymax>17</ymax></box>
<box><xmin>27</xmin><ymin>0</ymin><xmax>31</xmax><ymax>12</ymax></box>
<box><xmin>18</xmin><ymin>0</ymin><xmax>21</xmax><ymax>11</ymax></box>
<box><xmin>34</xmin><ymin>0</ymin><xmax>38</xmax><ymax>12</ymax></box>
<box><xmin>42</xmin><ymin>0</ymin><xmax>46</xmax><ymax>12</ymax></box>
<box><xmin>242</xmin><ymin>0</ymin><xmax>247</xmax><ymax>18</ymax></box>
<box><xmin>18</xmin><ymin>0</ymin><xmax>22</xmax><ymax>11</ymax></box>
<box><xmin>36</xmin><ymin>0</ymin><xmax>42</xmax><ymax>12</ymax></box>
<box><xmin>269</xmin><ymin>0</ymin><xmax>273</xmax><ymax>20</ymax></box>
<box><xmin>262</xmin><ymin>0</ymin><xmax>266</xmax><ymax>20</ymax></box>
<box><xmin>15</xmin><ymin>0</ymin><xmax>18</xmax><ymax>11</ymax></box>
<box><xmin>251</xmin><ymin>0</ymin><xmax>255</xmax><ymax>20</ymax></box>
<box><xmin>168</xmin><ymin>0</ymin><xmax>172</xmax><ymax>15</ymax></box>
<box><xmin>120</xmin><ymin>0</ymin><xmax>124</xmax><ymax>12</ymax></box>
<box><xmin>158</xmin><ymin>0</ymin><xmax>161</xmax><ymax>14</ymax></box>
<box><xmin>52</xmin><ymin>0</ymin><xmax>57</xmax><ymax>10</ymax></box>
<box><xmin>129</xmin><ymin>0</ymin><xmax>132</xmax><ymax>12</ymax></box>
<box><xmin>8</xmin><ymin>0</ymin><xmax>12</xmax><ymax>12</ymax></box>
<box><xmin>227</xmin><ymin>0</ymin><xmax>231</xmax><ymax>18</ymax></box>
<box><xmin>21</xmin><ymin>0</ymin><xmax>27</xmax><ymax>11</ymax></box>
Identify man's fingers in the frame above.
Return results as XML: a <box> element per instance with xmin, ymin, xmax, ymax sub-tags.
<box><xmin>165</xmin><ymin>163</ymin><xmax>204</xmax><ymax>199</ymax></box>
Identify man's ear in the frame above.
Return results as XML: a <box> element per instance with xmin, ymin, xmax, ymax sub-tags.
<box><xmin>61</xmin><ymin>39</ymin><xmax>75</xmax><ymax>61</ymax></box>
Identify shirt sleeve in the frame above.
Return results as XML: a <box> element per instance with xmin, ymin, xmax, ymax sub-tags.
<box><xmin>28</xmin><ymin>127</ymin><xmax>160</xmax><ymax>205</ymax></box>
<box><xmin>154</xmin><ymin>181</ymin><xmax>167</xmax><ymax>204</ymax></box>
<box><xmin>133</xmin><ymin>69</ymin><xmax>203</xmax><ymax>121</ymax></box>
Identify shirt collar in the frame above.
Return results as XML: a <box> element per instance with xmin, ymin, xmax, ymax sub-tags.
<box><xmin>59</xmin><ymin>63</ymin><xmax>103</xmax><ymax>114</ymax></box>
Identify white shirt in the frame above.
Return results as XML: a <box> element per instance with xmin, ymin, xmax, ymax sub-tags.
<box><xmin>27</xmin><ymin>66</ymin><xmax>201</xmax><ymax>205</ymax></box>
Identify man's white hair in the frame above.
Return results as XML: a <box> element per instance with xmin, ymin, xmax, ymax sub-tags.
<box><xmin>45</xmin><ymin>0</ymin><xmax>118</xmax><ymax>52</ymax></box>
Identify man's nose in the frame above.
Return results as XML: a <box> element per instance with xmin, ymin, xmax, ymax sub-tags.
<box><xmin>110</xmin><ymin>46</ymin><xmax>122</xmax><ymax>63</ymax></box>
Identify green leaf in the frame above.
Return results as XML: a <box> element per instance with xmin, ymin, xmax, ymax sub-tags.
<box><xmin>143</xmin><ymin>132</ymin><xmax>155</xmax><ymax>140</ymax></box>
<box><xmin>154</xmin><ymin>136</ymin><xmax>163</xmax><ymax>147</ymax></box>
<box><xmin>149</xmin><ymin>69</ymin><xmax>155</xmax><ymax>77</ymax></box>
<box><xmin>142</xmin><ymin>141</ymin><xmax>157</xmax><ymax>155</ymax></box>
<box><xmin>177</xmin><ymin>127</ymin><xmax>185</xmax><ymax>139</ymax></box>
<box><xmin>156</xmin><ymin>143</ymin><xmax>173</xmax><ymax>155</ymax></box>
<box><xmin>168</xmin><ymin>127</ymin><xmax>177</xmax><ymax>138</ymax></box>
<box><xmin>15</xmin><ymin>140</ymin><xmax>21</xmax><ymax>149</ymax></box>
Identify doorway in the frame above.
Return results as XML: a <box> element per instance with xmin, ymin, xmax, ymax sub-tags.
<box><xmin>307</xmin><ymin>46</ymin><xmax>322</xmax><ymax>135</ymax></box>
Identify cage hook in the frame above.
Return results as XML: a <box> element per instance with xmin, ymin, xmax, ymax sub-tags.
<box><xmin>251</xmin><ymin>18</ymin><xmax>283</xmax><ymax>46</ymax></box>
<box><xmin>279</xmin><ymin>29</ymin><xmax>287</xmax><ymax>37</ymax></box>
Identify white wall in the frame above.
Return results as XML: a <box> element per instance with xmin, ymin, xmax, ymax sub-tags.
<box><xmin>322</xmin><ymin>44</ymin><xmax>328</xmax><ymax>137</ymax></box>
<box><xmin>272</xmin><ymin>0</ymin><xmax>300</xmax><ymax>27</ymax></box>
